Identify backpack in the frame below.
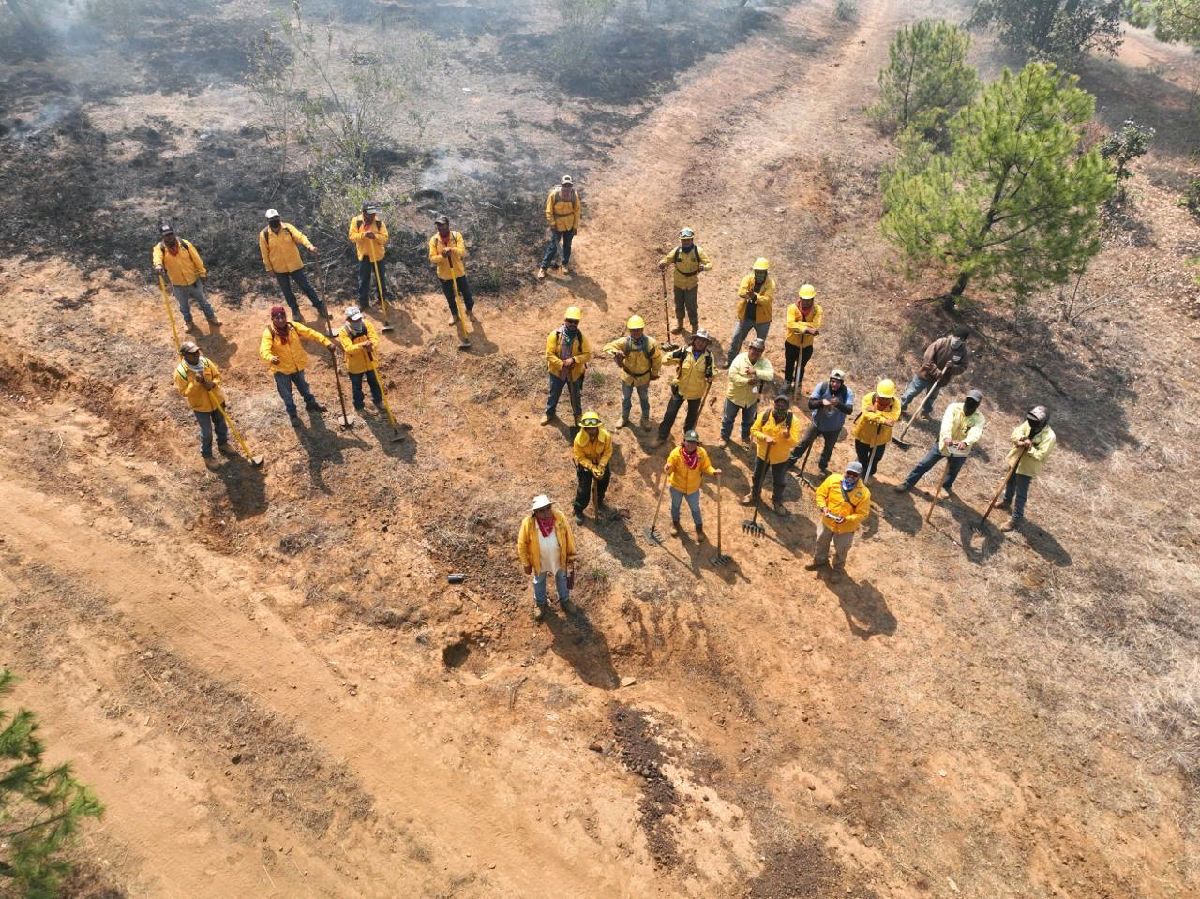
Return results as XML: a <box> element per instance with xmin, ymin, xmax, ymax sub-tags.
<box><xmin>758</xmin><ymin>409</ymin><xmax>793</xmax><ymax>430</ymax></box>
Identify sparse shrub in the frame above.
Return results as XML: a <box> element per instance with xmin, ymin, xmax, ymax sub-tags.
<box><xmin>1131</xmin><ymin>660</ymin><xmax>1200</xmax><ymax>782</ymax></box>
<box><xmin>1181</xmin><ymin>177</ymin><xmax>1200</xmax><ymax>220</ymax></box>
<box><xmin>1100</xmin><ymin>120</ymin><xmax>1155</xmax><ymax>191</ymax></box>
<box><xmin>834</xmin><ymin>0</ymin><xmax>858</xmax><ymax>22</ymax></box>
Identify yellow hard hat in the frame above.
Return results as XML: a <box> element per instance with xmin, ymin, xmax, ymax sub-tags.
<box><xmin>579</xmin><ymin>411</ymin><xmax>602</xmax><ymax>427</ymax></box>
<box><xmin>627</xmin><ymin>315</ymin><xmax>645</xmax><ymax>329</ymax></box>
<box><xmin>876</xmin><ymin>378</ymin><xmax>896</xmax><ymax>399</ymax></box>
<box><xmin>564</xmin><ymin>306</ymin><xmax>582</xmax><ymax>321</ymax></box>
<box><xmin>752</xmin><ymin>257</ymin><xmax>770</xmax><ymax>271</ymax></box>
<box><xmin>798</xmin><ymin>284</ymin><xmax>817</xmax><ymax>300</ymax></box>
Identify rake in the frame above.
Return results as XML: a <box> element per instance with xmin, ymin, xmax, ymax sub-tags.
<box><xmin>712</xmin><ymin>470</ymin><xmax>730</xmax><ymax>566</ymax></box>
<box><xmin>793</xmin><ymin>441</ymin><xmax>815</xmax><ymax>490</ymax></box>
<box><xmin>660</xmin><ymin>269</ymin><xmax>679</xmax><ymax>352</ymax></box>
<box><xmin>891</xmin><ymin>364</ymin><xmax>947</xmax><ymax>448</ymax></box>
<box><xmin>742</xmin><ymin>487</ymin><xmax>766</xmax><ymax>537</ymax></box>
<box><xmin>644</xmin><ymin>472</ymin><xmax>668</xmax><ymax>544</ymax></box>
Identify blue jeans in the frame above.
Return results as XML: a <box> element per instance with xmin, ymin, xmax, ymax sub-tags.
<box><xmin>787</xmin><ymin>423</ymin><xmax>840</xmax><ymax>471</ymax></box>
<box><xmin>194</xmin><ymin>409</ymin><xmax>229</xmax><ymax>457</ymax></box>
<box><xmin>621</xmin><ymin>382</ymin><xmax>650</xmax><ymax>421</ymax></box>
<box><xmin>902</xmin><ymin>445</ymin><xmax>967</xmax><ymax>490</ymax></box>
<box><xmin>900</xmin><ymin>375</ymin><xmax>942</xmax><ymax>416</ymax></box>
<box><xmin>276</xmin><ymin>269</ymin><xmax>325</xmax><ymax>315</ymax></box>
<box><xmin>357</xmin><ymin>258</ymin><xmax>387</xmax><ymax>307</ymax></box>
<box><xmin>350</xmin><ymin>370</ymin><xmax>382</xmax><ymax>409</ymax></box>
<box><xmin>728</xmin><ymin>319</ymin><xmax>770</xmax><ymax>362</ymax></box>
<box><xmin>669</xmin><ymin>487</ymin><xmax>702</xmax><ymax>527</ymax></box>
<box><xmin>273</xmin><ymin>371</ymin><xmax>319</xmax><ymax>415</ymax></box>
<box><xmin>171</xmin><ymin>281</ymin><xmax>216</xmax><ymax>324</ymax></box>
<box><xmin>533</xmin><ymin>569</ymin><xmax>570</xmax><ymax>608</ymax></box>
<box><xmin>540</xmin><ymin>229</ymin><xmax>575</xmax><ymax>269</ymax></box>
<box><xmin>1003</xmin><ymin>472</ymin><xmax>1033</xmax><ymax>520</ymax></box>
<box><xmin>545</xmin><ymin>373</ymin><xmax>583</xmax><ymax>421</ymax></box>
<box><xmin>720</xmin><ymin>399</ymin><xmax>757</xmax><ymax>441</ymax></box>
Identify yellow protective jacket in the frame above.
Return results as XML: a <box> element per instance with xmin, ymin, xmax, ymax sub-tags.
<box><xmin>572</xmin><ymin>428</ymin><xmax>613</xmax><ymax>474</ymax></box>
<box><xmin>348</xmin><ymin>215</ymin><xmax>388</xmax><ymax>262</ymax></box>
<box><xmin>545</xmin><ymin>328</ymin><xmax>591</xmax><ymax>381</ymax></box>
<box><xmin>545</xmin><ymin>187</ymin><xmax>581</xmax><ymax>232</ymax></box>
<box><xmin>851</xmin><ymin>392</ymin><xmax>902</xmax><ymax>446</ymax></box>
<box><xmin>1007</xmin><ymin>422</ymin><xmax>1057</xmax><ymax>478</ymax></box>
<box><xmin>785</xmin><ymin>302</ymin><xmax>823</xmax><ymax>349</ymax></box>
<box><xmin>725</xmin><ymin>351</ymin><xmax>775</xmax><ymax>408</ymax></box>
<box><xmin>259</xmin><ymin>321</ymin><xmax>332</xmax><ymax>375</ymax></box>
<box><xmin>938</xmin><ymin>402</ymin><xmax>985</xmax><ymax>457</ymax></box>
<box><xmin>603</xmin><ymin>334</ymin><xmax>662</xmax><ymax>387</ymax></box>
<box><xmin>660</xmin><ymin>245</ymin><xmax>712</xmax><ymax>290</ymax></box>
<box><xmin>428</xmin><ymin>231</ymin><xmax>468</xmax><ymax>280</ymax></box>
<box><xmin>666</xmin><ymin>347</ymin><xmax>714</xmax><ymax>401</ymax></box>
<box><xmin>751</xmin><ymin>408</ymin><xmax>801</xmax><ymax>464</ymax></box>
<box><xmin>153</xmin><ymin>239</ymin><xmax>206</xmax><ymax>286</ymax></box>
<box><xmin>517</xmin><ymin>510</ymin><xmax>576</xmax><ymax>572</ymax></box>
<box><xmin>260</xmin><ymin>223</ymin><xmax>313</xmax><ymax>274</ymax></box>
<box><xmin>173</xmin><ymin>357</ymin><xmax>224</xmax><ymax>412</ymax></box>
<box><xmin>336</xmin><ymin>321</ymin><xmax>381</xmax><ymax>376</ymax></box>
<box><xmin>665</xmin><ymin>445</ymin><xmax>716</xmax><ymax>494</ymax></box>
<box><xmin>815</xmin><ymin>472</ymin><xmax>871</xmax><ymax>534</ymax></box>
<box><xmin>736</xmin><ymin>274</ymin><xmax>775</xmax><ymax>324</ymax></box>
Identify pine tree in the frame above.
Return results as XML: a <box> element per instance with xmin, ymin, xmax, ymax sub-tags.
<box><xmin>872</xmin><ymin>20</ymin><xmax>980</xmax><ymax>145</ymax></box>
<box><xmin>1</xmin><ymin>669</ymin><xmax>103</xmax><ymax>898</ymax></box>
<box><xmin>881</xmin><ymin>62</ymin><xmax>1115</xmax><ymax>310</ymax></box>
<box><xmin>968</xmin><ymin>0</ymin><xmax>1124</xmax><ymax>60</ymax></box>
<box><xmin>1126</xmin><ymin>0</ymin><xmax>1200</xmax><ymax>45</ymax></box>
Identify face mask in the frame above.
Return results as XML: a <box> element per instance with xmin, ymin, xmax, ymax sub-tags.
<box><xmin>842</xmin><ymin>476</ymin><xmax>858</xmax><ymax>492</ymax></box>
<box><xmin>185</xmin><ymin>357</ymin><xmax>204</xmax><ymax>373</ymax></box>
<box><xmin>349</xmin><ymin>319</ymin><xmax>365</xmax><ymax>335</ymax></box>
<box><xmin>964</xmin><ymin>400</ymin><xmax>979</xmax><ymax>416</ymax></box>
<box><xmin>564</xmin><ymin>323</ymin><xmax>578</xmax><ymax>335</ymax></box>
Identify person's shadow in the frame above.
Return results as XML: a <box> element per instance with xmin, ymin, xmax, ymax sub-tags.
<box><xmin>295</xmin><ymin>410</ymin><xmax>371</xmax><ymax>490</ymax></box>
<box><xmin>875</xmin><ymin>486</ymin><xmax>924</xmax><ymax>536</ymax></box>
<box><xmin>197</xmin><ymin>328</ymin><xmax>237</xmax><ymax>369</ymax></box>
<box><xmin>827</xmin><ymin>575</ymin><xmax>896</xmax><ymax>639</ymax></box>
<box><xmin>950</xmin><ymin>502</ymin><xmax>1004</xmax><ymax>564</ymax></box>
<box><xmin>563</xmin><ymin>273</ymin><xmax>608</xmax><ymax>310</ymax></box>
<box><xmin>544</xmin><ymin>605</ymin><xmax>620</xmax><ymax>688</ymax></box>
<box><xmin>465</xmin><ymin>313</ymin><xmax>500</xmax><ymax>356</ymax></box>
<box><xmin>212</xmin><ymin>454</ymin><xmax>267</xmax><ymax>518</ymax></box>
<box><xmin>1014</xmin><ymin>520</ymin><xmax>1072</xmax><ymax>567</ymax></box>
<box><xmin>361</xmin><ymin>411</ymin><xmax>417</xmax><ymax>461</ymax></box>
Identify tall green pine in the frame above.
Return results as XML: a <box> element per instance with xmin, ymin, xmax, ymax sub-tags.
<box><xmin>873</xmin><ymin>20</ymin><xmax>980</xmax><ymax>144</ymax></box>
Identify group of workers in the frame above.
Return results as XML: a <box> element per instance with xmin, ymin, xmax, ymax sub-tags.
<box><xmin>157</xmin><ymin>189</ymin><xmax>1058</xmax><ymax>622</ymax></box>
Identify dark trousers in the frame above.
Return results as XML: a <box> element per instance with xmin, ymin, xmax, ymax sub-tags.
<box><xmin>902</xmin><ymin>445</ymin><xmax>967</xmax><ymax>490</ymax></box>
<box><xmin>273</xmin><ymin>371</ymin><xmax>319</xmax><ymax>415</ymax></box>
<box><xmin>574</xmin><ymin>463</ymin><xmax>611</xmax><ymax>513</ymax></box>
<box><xmin>788</xmin><ymin>423</ymin><xmax>840</xmax><ymax>471</ymax></box>
<box><xmin>357</xmin><ymin>258</ymin><xmax>387</xmax><ymax>307</ymax></box>
<box><xmin>194</xmin><ymin>409</ymin><xmax>229</xmax><ymax>457</ymax></box>
<box><xmin>540</xmin><ymin>229</ymin><xmax>575</xmax><ymax>269</ymax></box>
<box><xmin>350</xmin><ymin>370</ymin><xmax>383</xmax><ymax>409</ymax></box>
<box><xmin>439</xmin><ymin>276</ymin><xmax>475</xmax><ymax>319</ymax></box>
<box><xmin>657</xmin><ymin>388</ymin><xmax>700</xmax><ymax>440</ymax></box>
<box><xmin>276</xmin><ymin>269</ymin><xmax>325</xmax><ymax>315</ymax></box>
<box><xmin>673</xmin><ymin>286</ymin><xmax>698</xmax><ymax>331</ymax></box>
<box><xmin>783</xmin><ymin>343</ymin><xmax>813</xmax><ymax>388</ymax></box>
<box><xmin>1003</xmin><ymin>472</ymin><xmax>1033</xmax><ymax>520</ymax></box>
<box><xmin>751</xmin><ymin>456</ymin><xmax>788</xmax><ymax>502</ymax></box>
<box><xmin>854</xmin><ymin>440</ymin><xmax>887</xmax><ymax>478</ymax></box>
<box><xmin>546</xmin><ymin>374</ymin><xmax>584</xmax><ymax>421</ymax></box>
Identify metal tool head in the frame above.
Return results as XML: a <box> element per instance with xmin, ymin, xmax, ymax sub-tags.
<box><xmin>643</xmin><ymin>525</ymin><xmax>663</xmax><ymax>545</ymax></box>
<box><xmin>250</xmin><ymin>455</ymin><xmax>265</xmax><ymax>468</ymax></box>
<box><xmin>742</xmin><ymin>517</ymin><xmax>765</xmax><ymax>536</ymax></box>
<box><xmin>712</xmin><ymin>550</ymin><xmax>731</xmax><ymax>567</ymax></box>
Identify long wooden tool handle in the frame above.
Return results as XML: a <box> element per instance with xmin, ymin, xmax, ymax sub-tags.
<box><xmin>981</xmin><ymin>448</ymin><xmax>1027</xmax><ymax>524</ymax></box>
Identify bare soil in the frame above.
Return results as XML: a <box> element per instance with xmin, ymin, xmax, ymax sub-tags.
<box><xmin>1</xmin><ymin>0</ymin><xmax>1198</xmax><ymax>896</ymax></box>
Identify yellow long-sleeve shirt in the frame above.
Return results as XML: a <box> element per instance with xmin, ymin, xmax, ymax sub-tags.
<box><xmin>546</xmin><ymin>328</ymin><xmax>591</xmax><ymax>381</ymax></box>
<box><xmin>851</xmin><ymin>392</ymin><xmax>902</xmax><ymax>446</ymax></box>
<box><xmin>153</xmin><ymin>239</ymin><xmax>206</xmax><ymax>286</ymax></box>
<box><xmin>260</xmin><ymin>223</ymin><xmax>314</xmax><ymax>273</ymax></box>
<box><xmin>815</xmin><ymin>473</ymin><xmax>871</xmax><ymax>534</ymax></box>
<box><xmin>259</xmin><ymin>321</ymin><xmax>332</xmax><ymax>375</ymax></box>
<box><xmin>736</xmin><ymin>274</ymin><xmax>775</xmax><ymax>324</ymax></box>
<box><xmin>517</xmin><ymin>510</ymin><xmax>576</xmax><ymax>573</ymax></box>
<box><xmin>659</xmin><ymin>245</ymin><xmax>712</xmax><ymax>290</ymax></box>
<box><xmin>785</xmin><ymin>302</ymin><xmax>823</xmax><ymax>349</ymax></box>
<box><xmin>572</xmin><ymin>428</ymin><xmax>613</xmax><ymax>474</ymax></box>
<box><xmin>428</xmin><ymin>231</ymin><xmax>467</xmax><ymax>280</ymax></box>
<box><xmin>173</xmin><ymin>357</ymin><xmax>224</xmax><ymax>412</ymax></box>
<box><xmin>751</xmin><ymin>408</ymin><xmax>801</xmax><ymax>463</ymax></box>
<box><xmin>348</xmin><ymin>215</ymin><xmax>388</xmax><ymax>262</ymax></box>
<box><xmin>545</xmin><ymin>187</ymin><xmax>581</xmax><ymax>232</ymax></box>
<box><xmin>336</xmin><ymin>321</ymin><xmax>381</xmax><ymax>375</ymax></box>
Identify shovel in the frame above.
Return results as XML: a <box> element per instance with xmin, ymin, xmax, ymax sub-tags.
<box><xmin>363</xmin><ymin>346</ymin><xmax>405</xmax><ymax>443</ymax></box>
<box><xmin>660</xmin><ymin>269</ymin><xmax>679</xmax><ymax>352</ymax></box>
<box><xmin>208</xmin><ymin>390</ymin><xmax>263</xmax><ymax>467</ymax></box>
<box><xmin>644</xmin><ymin>472</ymin><xmax>668</xmax><ymax>544</ymax></box>
<box><xmin>450</xmin><ymin>272</ymin><xmax>472</xmax><ymax>350</ymax></box>
<box><xmin>712</xmin><ymin>470</ymin><xmax>730</xmax><ymax>566</ymax></box>
<box><xmin>156</xmin><ymin>274</ymin><xmax>182</xmax><ymax>352</ymax></box>
<box><xmin>371</xmin><ymin>256</ymin><xmax>394</xmax><ymax>333</ymax></box>
<box><xmin>892</xmin><ymin>365</ymin><xmax>947</xmax><ymax>448</ymax></box>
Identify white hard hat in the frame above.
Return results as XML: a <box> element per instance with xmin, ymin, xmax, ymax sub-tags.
<box><xmin>264</xmin><ymin>208</ymin><xmax>280</xmax><ymax>219</ymax></box>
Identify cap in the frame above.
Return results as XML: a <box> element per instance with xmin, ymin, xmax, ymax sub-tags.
<box><xmin>345</xmin><ymin>305</ymin><xmax>363</xmax><ymax>321</ymax></box>
<box><xmin>180</xmin><ymin>340</ymin><xmax>200</xmax><ymax>354</ymax></box>
<box><xmin>1027</xmin><ymin>405</ymin><xmax>1049</xmax><ymax>424</ymax></box>
<box><xmin>694</xmin><ymin>329</ymin><xmax>712</xmax><ymax>342</ymax></box>
<box><xmin>561</xmin><ymin>175</ymin><xmax>573</xmax><ymax>184</ymax></box>
<box><xmin>159</xmin><ymin>223</ymin><xmax>174</xmax><ymax>234</ymax></box>
<box><xmin>773</xmin><ymin>394</ymin><xmax>789</xmax><ymax>404</ymax></box>
<box><xmin>966</xmin><ymin>389</ymin><xmax>983</xmax><ymax>403</ymax></box>
<box><xmin>564</xmin><ymin>305</ymin><xmax>582</xmax><ymax>321</ymax></box>
<box><xmin>752</xmin><ymin>257</ymin><xmax>770</xmax><ymax>271</ymax></box>
<box><xmin>433</xmin><ymin>214</ymin><xmax>449</xmax><ymax>225</ymax></box>
<box><xmin>530</xmin><ymin>494</ymin><xmax>553</xmax><ymax>511</ymax></box>
<box><xmin>579</xmin><ymin>411</ymin><xmax>602</xmax><ymax>427</ymax></box>
<box><xmin>680</xmin><ymin>227</ymin><xmax>695</xmax><ymax>239</ymax></box>
<box><xmin>830</xmin><ymin>368</ymin><xmax>846</xmax><ymax>380</ymax></box>
<box><xmin>683</xmin><ymin>429</ymin><xmax>700</xmax><ymax>442</ymax></box>
<box><xmin>270</xmin><ymin>304</ymin><xmax>287</xmax><ymax>316</ymax></box>
<box><xmin>626</xmin><ymin>315</ymin><xmax>645</xmax><ymax>329</ymax></box>
<box><xmin>748</xmin><ymin>337</ymin><xmax>766</xmax><ymax>350</ymax></box>
<box><xmin>845</xmin><ymin>461</ymin><xmax>864</xmax><ymax>476</ymax></box>
<box><xmin>798</xmin><ymin>284</ymin><xmax>817</xmax><ymax>300</ymax></box>
<box><xmin>264</xmin><ymin>208</ymin><xmax>280</xmax><ymax>219</ymax></box>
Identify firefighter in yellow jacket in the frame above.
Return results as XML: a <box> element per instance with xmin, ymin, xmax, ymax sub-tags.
<box><xmin>153</xmin><ymin>223</ymin><xmax>221</xmax><ymax>329</ymax></box>
<box><xmin>572</xmin><ymin>411</ymin><xmax>613</xmax><ymax>523</ymax></box>
<box><xmin>603</xmin><ymin>315</ymin><xmax>662</xmax><ymax>430</ymax></box>
<box><xmin>173</xmin><ymin>341</ymin><xmax>230</xmax><ymax>468</ymax></box>
<box><xmin>806</xmin><ymin>460</ymin><xmax>871</xmax><ymax>574</ymax></box>
<box><xmin>428</xmin><ymin>214</ymin><xmax>475</xmax><ymax>326</ymax></box>
<box><xmin>517</xmin><ymin>494</ymin><xmax>577</xmax><ymax>620</ymax></box>
<box><xmin>655</xmin><ymin>329</ymin><xmax>715</xmax><ymax>446</ymax></box>
<box><xmin>664</xmin><ymin>429</ymin><xmax>720</xmax><ymax>538</ymax></box>
<box><xmin>999</xmin><ymin>405</ymin><xmax>1057</xmax><ymax>532</ymax></box>
<box><xmin>260</xmin><ymin>305</ymin><xmax>333</xmax><ymax>424</ymax></box>
<box><xmin>784</xmin><ymin>284</ymin><xmax>822</xmax><ymax>391</ymax></box>
<box><xmin>851</xmin><ymin>379</ymin><xmax>901</xmax><ymax>481</ymax></box>
<box><xmin>543</xmin><ymin>306</ymin><xmax>591</xmax><ymax>428</ymax></box>
<box><xmin>348</xmin><ymin>202</ymin><xmax>389</xmax><ymax>309</ymax></box>
<box><xmin>745</xmin><ymin>394</ymin><xmax>801</xmax><ymax>511</ymax></box>
<box><xmin>260</xmin><ymin>209</ymin><xmax>326</xmax><ymax>319</ymax></box>
<box><xmin>658</xmin><ymin>228</ymin><xmax>712</xmax><ymax>335</ymax></box>
<box><xmin>538</xmin><ymin>175</ymin><xmax>581</xmax><ymax>279</ymax></box>
<box><xmin>728</xmin><ymin>257</ymin><xmax>775</xmax><ymax>362</ymax></box>
<box><xmin>335</xmin><ymin>306</ymin><xmax>383</xmax><ymax>414</ymax></box>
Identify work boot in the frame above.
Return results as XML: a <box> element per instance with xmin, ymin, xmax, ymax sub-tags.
<box><xmin>217</xmin><ymin>442</ymin><xmax>236</xmax><ymax>456</ymax></box>
<box><xmin>669</xmin><ymin>520</ymin><xmax>680</xmax><ymax>537</ymax></box>
<box><xmin>306</xmin><ymin>401</ymin><xmax>327</xmax><ymax>413</ymax></box>
<box><xmin>671</xmin><ymin>321</ymin><xmax>684</xmax><ymax>335</ymax></box>
<box><xmin>185</xmin><ymin>320</ymin><xmax>199</xmax><ymax>332</ymax></box>
<box><xmin>999</xmin><ymin>519</ymin><xmax>1021</xmax><ymax>533</ymax></box>
<box><xmin>532</xmin><ymin>604</ymin><xmax>545</xmax><ymax>621</ymax></box>
<box><xmin>740</xmin><ymin>492</ymin><xmax>756</xmax><ymax>505</ymax></box>
<box><xmin>202</xmin><ymin>456</ymin><xmax>220</xmax><ymax>470</ymax></box>
<box><xmin>207</xmin><ymin>316</ymin><xmax>223</xmax><ymax>327</ymax></box>
<box><xmin>942</xmin><ymin>484</ymin><xmax>956</xmax><ymax>497</ymax></box>
<box><xmin>618</xmin><ymin>417</ymin><xmax>631</xmax><ymax>430</ymax></box>
<box><xmin>448</xmin><ymin>317</ymin><xmax>458</xmax><ymax>326</ymax></box>
<box><xmin>695</xmin><ymin>527</ymin><xmax>706</xmax><ymax>542</ymax></box>
<box><xmin>536</xmin><ymin>268</ymin><xmax>546</xmax><ymax>280</ymax></box>
<box><xmin>561</xmin><ymin>265</ymin><xmax>570</xmax><ymax>276</ymax></box>
<box><xmin>772</xmin><ymin>499</ymin><xmax>789</xmax><ymax>516</ymax></box>
<box><xmin>559</xmin><ymin>597</ymin><xmax>574</xmax><ymax>614</ymax></box>
<box><xmin>574</xmin><ymin>509</ymin><xmax>585</xmax><ymax>524</ymax></box>
<box><xmin>373</xmin><ymin>402</ymin><xmax>385</xmax><ymax>415</ymax></box>
<box><xmin>540</xmin><ymin>413</ymin><xmax>555</xmax><ymax>426</ymax></box>
<box><xmin>804</xmin><ymin>560</ymin><xmax>827</xmax><ymax>571</ymax></box>
<box><xmin>893</xmin><ymin>483</ymin><xmax>911</xmax><ymax>493</ymax></box>
<box><xmin>997</xmin><ymin>499</ymin><xmax>1012</xmax><ymax>511</ymax></box>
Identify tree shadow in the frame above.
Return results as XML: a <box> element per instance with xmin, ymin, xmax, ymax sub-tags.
<box><xmin>563</xmin><ymin>272</ymin><xmax>608</xmax><ymax>310</ymax></box>
<box><xmin>544</xmin><ymin>605</ymin><xmax>620</xmax><ymax>689</ymax></box>
<box><xmin>211</xmin><ymin>454</ymin><xmax>267</xmax><ymax>519</ymax></box>
<box><xmin>827</xmin><ymin>575</ymin><xmax>896</xmax><ymax>640</ymax></box>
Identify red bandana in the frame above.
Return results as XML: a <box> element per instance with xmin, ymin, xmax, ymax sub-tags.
<box><xmin>680</xmin><ymin>446</ymin><xmax>699</xmax><ymax>469</ymax></box>
<box><xmin>535</xmin><ymin>514</ymin><xmax>555</xmax><ymax>537</ymax></box>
